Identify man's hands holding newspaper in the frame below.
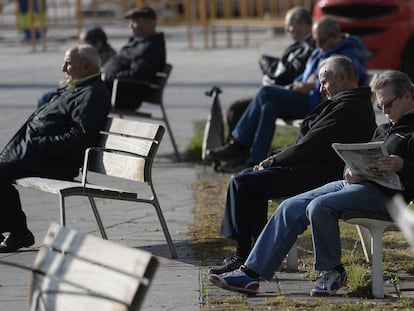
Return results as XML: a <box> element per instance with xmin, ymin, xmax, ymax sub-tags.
<box><xmin>345</xmin><ymin>155</ymin><xmax>404</xmax><ymax>184</ymax></box>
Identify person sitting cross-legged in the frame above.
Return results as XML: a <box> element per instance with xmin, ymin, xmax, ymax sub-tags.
<box><xmin>208</xmin><ymin>17</ymin><xmax>368</xmax><ymax>167</ymax></box>
<box><xmin>207</xmin><ymin>55</ymin><xmax>377</xmax><ymax>276</ymax></box>
<box><xmin>208</xmin><ymin>69</ymin><xmax>414</xmax><ymax>297</ymax></box>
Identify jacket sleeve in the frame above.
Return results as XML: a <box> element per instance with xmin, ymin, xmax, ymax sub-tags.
<box><xmin>265</xmin><ymin>98</ymin><xmax>375</xmax><ymax>167</ymax></box>
<box><xmin>35</xmin><ymin>84</ymin><xmax>110</xmax><ymax>161</ymax></box>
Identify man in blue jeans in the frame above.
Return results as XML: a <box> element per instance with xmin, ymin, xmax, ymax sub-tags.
<box><xmin>208</xmin><ymin>55</ymin><xmax>376</xmax><ymax>276</ymax></box>
<box><xmin>208</xmin><ymin>17</ymin><xmax>367</xmax><ymax>166</ymax></box>
<box><xmin>208</xmin><ymin>69</ymin><xmax>414</xmax><ymax>297</ymax></box>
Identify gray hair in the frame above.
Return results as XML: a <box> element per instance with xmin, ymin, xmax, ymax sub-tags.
<box><xmin>287</xmin><ymin>6</ymin><xmax>312</xmax><ymax>25</ymax></box>
<box><xmin>371</xmin><ymin>70</ymin><xmax>414</xmax><ymax>98</ymax></box>
<box><xmin>321</xmin><ymin>55</ymin><xmax>358</xmax><ymax>81</ymax></box>
<box><xmin>76</xmin><ymin>44</ymin><xmax>101</xmax><ymax>71</ymax></box>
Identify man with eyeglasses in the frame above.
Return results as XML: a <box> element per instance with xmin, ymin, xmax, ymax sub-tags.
<box><xmin>208</xmin><ymin>69</ymin><xmax>414</xmax><ymax>297</ymax></box>
<box><xmin>208</xmin><ymin>16</ymin><xmax>367</xmax><ymax>167</ymax></box>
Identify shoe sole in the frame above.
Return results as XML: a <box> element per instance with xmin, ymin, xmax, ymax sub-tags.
<box><xmin>310</xmin><ymin>290</ymin><xmax>332</xmax><ymax>297</ymax></box>
<box><xmin>208</xmin><ymin>274</ymin><xmax>258</xmax><ymax>296</ymax></box>
<box><xmin>310</xmin><ymin>278</ymin><xmax>347</xmax><ymax>297</ymax></box>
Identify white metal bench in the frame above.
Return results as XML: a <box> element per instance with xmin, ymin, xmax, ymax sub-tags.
<box><xmin>14</xmin><ymin>117</ymin><xmax>177</xmax><ymax>259</ymax></box>
<box><xmin>1</xmin><ymin>223</ymin><xmax>158</xmax><ymax>311</ymax></box>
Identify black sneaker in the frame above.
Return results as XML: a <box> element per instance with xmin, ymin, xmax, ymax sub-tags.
<box><xmin>207</xmin><ymin>139</ymin><xmax>249</xmax><ymax>162</ymax></box>
<box><xmin>209</xmin><ymin>254</ymin><xmax>246</xmax><ymax>274</ymax></box>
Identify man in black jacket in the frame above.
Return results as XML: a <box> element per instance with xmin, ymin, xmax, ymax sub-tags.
<box><xmin>103</xmin><ymin>6</ymin><xmax>166</xmax><ymax>109</ymax></box>
<box><xmin>0</xmin><ymin>44</ymin><xmax>110</xmax><ymax>253</ymax></box>
<box><xmin>208</xmin><ymin>69</ymin><xmax>414</xmax><ymax>297</ymax></box>
<box><xmin>225</xmin><ymin>6</ymin><xmax>314</xmax><ymax>148</ymax></box>
<box><xmin>208</xmin><ymin>55</ymin><xmax>377</xmax><ymax>274</ymax></box>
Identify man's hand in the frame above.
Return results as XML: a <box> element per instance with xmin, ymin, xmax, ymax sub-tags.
<box><xmin>290</xmin><ymin>81</ymin><xmax>315</xmax><ymax>94</ymax></box>
<box><xmin>253</xmin><ymin>164</ymin><xmax>264</xmax><ymax>172</ymax></box>
<box><xmin>344</xmin><ymin>167</ymin><xmax>365</xmax><ymax>184</ymax></box>
<box><xmin>378</xmin><ymin>155</ymin><xmax>404</xmax><ymax>173</ymax></box>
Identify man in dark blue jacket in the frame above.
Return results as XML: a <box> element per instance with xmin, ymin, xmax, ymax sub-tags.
<box><xmin>208</xmin><ymin>17</ymin><xmax>368</xmax><ymax>166</ymax></box>
<box><xmin>0</xmin><ymin>45</ymin><xmax>110</xmax><ymax>253</ymax></box>
<box><xmin>103</xmin><ymin>6</ymin><xmax>166</xmax><ymax>109</ymax></box>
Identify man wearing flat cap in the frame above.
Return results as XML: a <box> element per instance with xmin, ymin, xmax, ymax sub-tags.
<box><xmin>102</xmin><ymin>6</ymin><xmax>166</xmax><ymax>109</ymax></box>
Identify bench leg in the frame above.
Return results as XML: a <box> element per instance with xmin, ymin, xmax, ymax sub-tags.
<box><xmin>370</xmin><ymin>226</ymin><xmax>386</xmax><ymax>298</ymax></box>
<box><xmin>151</xmin><ymin>196</ymin><xmax>177</xmax><ymax>259</ymax></box>
<box><xmin>356</xmin><ymin>225</ymin><xmax>372</xmax><ymax>262</ymax></box>
<box><xmin>286</xmin><ymin>242</ymin><xmax>298</xmax><ymax>270</ymax></box>
<box><xmin>59</xmin><ymin>195</ymin><xmax>66</xmax><ymax>227</ymax></box>
<box><xmin>88</xmin><ymin>196</ymin><xmax>108</xmax><ymax>240</ymax></box>
<box><xmin>160</xmin><ymin>104</ymin><xmax>180</xmax><ymax>162</ymax></box>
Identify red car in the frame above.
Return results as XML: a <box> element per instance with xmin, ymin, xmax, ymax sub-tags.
<box><xmin>313</xmin><ymin>0</ymin><xmax>414</xmax><ymax>80</ymax></box>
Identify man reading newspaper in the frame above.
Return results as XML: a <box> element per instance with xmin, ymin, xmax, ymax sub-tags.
<box><xmin>208</xmin><ymin>69</ymin><xmax>414</xmax><ymax>297</ymax></box>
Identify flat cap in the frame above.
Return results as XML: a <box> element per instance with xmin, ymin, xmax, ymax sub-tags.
<box><xmin>124</xmin><ymin>6</ymin><xmax>156</xmax><ymax>20</ymax></box>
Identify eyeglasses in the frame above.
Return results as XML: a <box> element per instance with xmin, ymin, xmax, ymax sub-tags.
<box><xmin>376</xmin><ymin>95</ymin><xmax>400</xmax><ymax>110</ymax></box>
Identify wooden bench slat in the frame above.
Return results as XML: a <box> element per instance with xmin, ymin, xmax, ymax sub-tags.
<box><xmin>29</xmin><ymin>223</ymin><xmax>158</xmax><ymax>311</ymax></box>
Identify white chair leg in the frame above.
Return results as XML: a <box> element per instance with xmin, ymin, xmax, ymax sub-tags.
<box><xmin>287</xmin><ymin>242</ymin><xmax>298</xmax><ymax>270</ymax></box>
<box><xmin>370</xmin><ymin>226</ymin><xmax>386</xmax><ymax>298</ymax></box>
<box><xmin>356</xmin><ymin>224</ymin><xmax>372</xmax><ymax>262</ymax></box>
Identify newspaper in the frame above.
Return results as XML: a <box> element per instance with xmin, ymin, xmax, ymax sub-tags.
<box><xmin>332</xmin><ymin>141</ymin><xmax>403</xmax><ymax>190</ymax></box>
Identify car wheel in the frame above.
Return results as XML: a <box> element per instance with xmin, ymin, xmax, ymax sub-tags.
<box><xmin>400</xmin><ymin>38</ymin><xmax>414</xmax><ymax>82</ymax></box>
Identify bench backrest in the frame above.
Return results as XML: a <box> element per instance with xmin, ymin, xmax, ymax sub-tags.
<box><xmin>30</xmin><ymin>223</ymin><xmax>158</xmax><ymax>311</ymax></box>
<box><xmin>84</xmin><ymin>118</ymin><xmax>165</xmax><ymax>183</ymax></box>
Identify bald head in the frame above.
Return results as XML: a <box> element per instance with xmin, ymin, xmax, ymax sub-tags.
<box><xmin>62</xmin><ymin>45</ymin><xmax>101</xmax><ymax>82</ymax></box>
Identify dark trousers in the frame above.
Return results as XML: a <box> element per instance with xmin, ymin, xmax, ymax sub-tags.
<box><xmin>226</xmin><ymin>97</ymin><xmax>251</xmax><ymax>140</ymax></box>
<box><xmin>0</xmin><ymin>165</ymin><xmax>37</xmax><ymax>234</ymax></box>
<box><xmin>219</xmin><ymin>165</ymin><xmax>342</xmax><ymax>251</ymax></box>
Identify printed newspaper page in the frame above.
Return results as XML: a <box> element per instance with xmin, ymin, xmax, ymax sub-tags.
<box><xmin>332</xmin><ymin>141</ymin><xmax>402</xmax><ymax>190</ymax></box>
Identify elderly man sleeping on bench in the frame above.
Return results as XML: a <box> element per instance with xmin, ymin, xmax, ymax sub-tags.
<box><xmin>0</xmin><ymin>44</ymin><xmax>110</xmax><ymax>253</ymax></box>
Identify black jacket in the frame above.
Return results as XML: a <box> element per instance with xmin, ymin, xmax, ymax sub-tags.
<box><xmin>103</xmin><ymin>32</ymin><xmax>166</xmax><ymax>83</ymax></box>
<box><xmin>268</xmin><ymin>35</ymin><xmax>315</xmax><ymax>86</ymax></box>
<box><xmin>371</xmin><ymin>110</ymin><xmax>414</xmax><ymax>202</ymax></box>
<box><xmin>0</xmin><ymin>75</ymin><xmax>110</xmax><ymax>179</ymax></box>
<box><xmin>264</xmin><ymin>86</ymin><xmax>377</xmax><ymax>176</ymax></box>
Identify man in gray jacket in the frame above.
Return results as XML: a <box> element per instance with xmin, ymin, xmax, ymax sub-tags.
<box><xmin>0</xmin><ymin>44</ymin><xmax>110</xmax><ymax>253</ymax></box>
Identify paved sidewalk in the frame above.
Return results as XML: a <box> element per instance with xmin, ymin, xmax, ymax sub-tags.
<box><xmin>0</xmin><ymin>23</ymin><xmax>412</xmax><ymax>310</ymax></box>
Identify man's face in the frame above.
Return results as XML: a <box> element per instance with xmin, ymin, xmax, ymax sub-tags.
<box><xmin>62</xmin><ymin>48</ymin><xmax>85</xmax><ymax>82</ymax></box>
<box><xmin>313</xmin><ymin>27</ymin><xmax>335</xmax><ymax>51</ymax></box>
<box><xmin>129</xmin><ymin>17</ymin><xmax>154</xmax><ymax>37</ymax></box>
<box><xmin>318</xmin><ymin>66</ymin><xmax>343</xmax><ymax>99</ymax></box>
<box><xmin>285</xmin><ymin>16</ymin><xmax>307</xmax><ymax>42</ymax></box>
<box><xmin>376</xmin><ymin>85</ymin><xmax>407</xmax><ymax>124</ymax></box>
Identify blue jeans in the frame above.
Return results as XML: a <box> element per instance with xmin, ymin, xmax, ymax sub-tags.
<box><xmin>232</xmin><ymin>85</ymin><xmax>310</xmax><ymax>164</ymax></box>
<box><xmin>244</xmin><ymin>180</ymin><xmax>391</xmax><ymax>280</ymax></box>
